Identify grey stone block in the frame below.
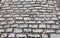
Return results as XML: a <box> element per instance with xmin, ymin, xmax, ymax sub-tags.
<box><xmin>0</xmin><ymin>29</ymin><xmax>4</xmax><ymax>32</ymax></box>
<box><xmin>32</xmin><ymin>29</ymin><xmax>43</xmax><ymax>33</ymax></box>
<box><xmin>39</xmin><ymin>24</ymin><xmax>46</xmax><ymax>28</ymax></box>
<box><xmin>8</xmin><ymin>33</ymin><xmax>15</xmax><ymax>37</ymax></box>
<box><xmin>51</xmin><ymin>34</ymin><xmax>60</xmax><ymax>38</ymax></box>
<box><xmin>16</xmin><ymin>34</ymin><xmax>26</xmax><ymax>37</ymax></box>
<box><xmin>6</xmin><ymin>28</ymin><xmax>13</xmax><ymax>32</ymax></box>
<box><xmin>14</xmin><ymin>28</ymin><xmax>22</xmax><ymax>33</ymax></box>
<box><xmin>1</xmin><ymin>33</ymin><xmax>7</xmax><ymax>37</ymax></box>
<box><xmin>24</xmin><ymin>29</ymin><xmax>31</xmax><ymax>32</ymax></box>
<box><xmin>28</xmin><ymin>34</ymin><xmax>40</xmax><ymax>37</ymax></box>
<box><xmin>29</xmin><ymin>24</ymin><xmax>38</xmax><ymax>28</ymax></box>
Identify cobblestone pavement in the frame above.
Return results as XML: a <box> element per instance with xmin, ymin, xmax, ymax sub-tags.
<box><xmin>0</xmin><ymin>0</ymin><xmax>60</xmax><ymax>38</ymax></box>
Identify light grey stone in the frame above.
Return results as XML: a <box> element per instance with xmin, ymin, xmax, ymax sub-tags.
<box><xmin>28</xmin><ymin>21</ymin><xmax>35</xmax><ymax>23</ymax></box>
<box><xmin>19</xmin><ymin>24</ymin><xmax>28</xmax><ymax>28</ymax></box>
<box><xmin>4</xmin><ymin>15</ymin><xmax>12</xmax><ymax>17</ymax></box>
<box><xmin>46</xmin><ymin>25</ymin><xmax>51</xmax><ymax>28</ymax></box>
<box><xmin>32</xmin><ymin>29</ymin><xmax>43</xmax><ymax>32</ymax></box>
<box><xmin>12</xmin><ymin>0</ymin><xmax>19</xmax><ymax>2</ymax></box>
<box><xmin>0</xmin><ymin>26</ymin><xmax>2</xmax><ymax>28</ymax></box>
<box><xmin>37</xmin><ymin>0</ymin><xmax>42</xmax><ymax>1</ymax></box>
<box><xmin>24</xmin><ymin>5</ymin><xmax>32</xmax><ymax>7</ymax></box>
<box><xmin>2</xmin><ymin>7</ymin><xmax>10</xmax><ymax>9</ymax></box>
<box><xmin>43</xmin><ymin>21</ymin><xmax>55</xmax><ymax>24</ymax></box>
<box><xmin>0</xmin><ymin>22</ymin><xmax>6</xmax><ymax>25</ymax></box>
<box><xmin>12</xmin><ymin>14</ymin><xmax>20</xmax><ymax>17</ymax></box>
<box><xmin>51</xmin><ymin>18</ymin><xmax>58</xmax><ymax>20</ymax></box>
<box><xmin>44</xmin><ymin>29</ymin><xmax>55</xmax><ymax>33</ymax></box>
<box><xmin>28</xmin><ymin>34</ymin><xmax>40</xmax><ymax>37</ymax></box>
<box><xmin>4</xmin><ymin>25</ymin><xmax>10</xmax><ymax>28</ymax></box>
<box><xmin>36</xmin><ymin>21</ymin><xmax>41</xmax><ymax>23</ymax></box>
<box><xmin>45</xmin><ymin>18</ymin><xmax>50</xmax><ymax>20</ymax></box>
<box><xmin>6</xmin><ymin>18</ymin><xmax>13</xmax><ymax>20</ymax></box>
<box><xmin>56</xmin><ymin>30</ymin><xmax>60</xmax><ymax>33</ymax></box>
<box><xmin>29</xmin><ymin>24</ymin><xmax>38</xmax><ymax>28</ymax></box>
<box><xmin>10</xmin><ymin>24</ymin><xmax>18</xmax><ymax>27</ymax></box>
<box><xmin>0</xmin><ymin>18</ymin><xmax>5</xmax><ymax>21</ymax></box>
<box><xmin>24</xmin><ymin>17</ymin><xmax>31</xmax><ymax>20</ymax></box>
<box><xmin>6</xmin><ymin>28</ymin><xmax>13</xmax><ymax>32</ymax></box>
<box><xmin>13</xmin><ymin>2</ymin><xmax>21</xmax><ymax>4</ymax></box>
<box><xmin>25</xmin><ymin>0</ymin><xmax>32</xmax><ymax>1</ymax></box>
<box><xmin>1</xmin><ymin>33</ymin><xmax>7</xmax><ymax>37</ymax></box>
<box><xmin>16</xmin><ymin>21</ymin><xmax>24</xmax><ymax>24</ymax></box>
<box><xmin>8</xmin><ymin>33</ymin><xmax>15</xmax><ymax>37</ymax></box>
<box><xmin>0</xmin><ymin>29</ymin><xmax>4</xmax><ymax>32</ymax></box>
<box><xmin>14</xmin><ymin>28</ymin><xmax>22</xmax><ymax>33</ymax></box>
<box><xmin>24</xmin><ymin>29</ymin><xmax>31</xmax><ymax>32</ymax></box>
<box><xmin>16</xmin><ymin>34</ymin><xmax>26</xmax><ymax>37</ymax></box>
<box><xmin>51</xmin><ymin>25</ymin><xmax>59</xmax><ymax>29</ymax></box>
<box><xmin>45</xmin><ymin>15</ymin><xmax>52</xmax><ymax>17</ymax></box>
<box><xmin>51</xmin><ymin>34</ymin><xmax>60</xmax><ymax>38</ymax></box>
<box><xmin>12</xmin><ymin>7</ymin><xmax>18</xmax><ymax>10</ymax></box>
<box><xmin>15</xmin><ymin>17</ymin><xmax>22</xmax><ymax>20</ymax></box>
<box><xmin>17</xmin><ymin>5</ymin><xmax>23</xmax><ymax>7</ymax></box>
<box><xmin>7</xmin><ymin>20</ymin><xmax>14</xmax><ymax>24</ymax></box>
<box><xmin>6</xmin><ymin>9</ymin><xmax>14</xmax><ymax>12</ymax></box>
<box><xmin>19</xmin><ymin>0</ymin><xmax>24</xmax><ymax>1</ymax></box>
<box><xmin>39</xmin><ymin>24</ymin><xmax>46</xmax><ymax>28</ymax></box>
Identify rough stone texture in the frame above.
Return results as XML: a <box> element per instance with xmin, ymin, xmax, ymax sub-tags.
<box><xmin>0</xmin><ymin>0</ymin><xmax>60</xmax><ymax>38</ymax></box>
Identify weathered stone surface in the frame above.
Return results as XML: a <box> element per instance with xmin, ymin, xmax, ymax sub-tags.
<box><xmin>0</xmin><ymin>0</ymin><xmax>60</xmax><ymax>38</ymax></box>
<box><xmin>8</xmin><ymin>33</ymin><xmax>15</xmax><ymax>37</ymax></box>
<box><xmin>16</xmin><ymin>34</ymin><xmax>27</xmax><ymax>37</ymax></box>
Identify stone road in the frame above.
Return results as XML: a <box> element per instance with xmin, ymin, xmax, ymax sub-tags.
<box><xmin>0</xmin><ymin>0</ymin><xmax>60</xmax><ymax>38</ymax></box>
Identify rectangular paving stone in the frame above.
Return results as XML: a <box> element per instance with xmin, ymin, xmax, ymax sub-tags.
<box><xmin>28</xmin><ymin>34</ymin><xmax>40</xmax><ymax>37</ymax></box>
<box><xmin>1</xmin><ymin>33</ymin><xmax>7</xmax><ymax>37</ymax></box>
<box><xmin>56</xmin><ymin>30</ymin><xmax>60</xmax><ymax>33</ymax></box>
<box><xmin>39</xmin><ymin>24</ymin><xmax>46</xmax><ymax>28</ymax></box>
<box><xmin>16</xmin><ymin>34</ymin><xmax>27</xmax><ymax>37</ymax></box>
<box><xmin>25</xmin><ymin>0</ymin><xmax>32</xmax><ymax>1</ymax></box>
<box><xmin>10</xmin><ymin>24</ymin><xmax>18</xmax><ymax>27</ymax></box>
<box><xmin>15</xmin><ymin>17</ymin><xmax>22</xmax><ymax>20</ymax></box>
<box><xmin>8</xmin><ymin>33</ymin><xmax>15</xmax><ymax>37</ymax></box>
<box><xmin>51</xmin><ymin>25</ymin><xmax>59</xmax><ymax>29</ymax></box>
<box><xmin>12</xmin><ymin>0</ymin><xmax>19</xmax><ymax>2</ymax></box>
<box><xmin>6</xmin><ymin>28</ymin><xmax>13</xmax><ymax>32</ymax></box>
<box><xmin>19</xmin><ymin>24</ymin><xmax>28</xmax><ymax>28</ymax></box>
<box><xmin>44</xmin><ymin>29</ymin><xmax>55</xmax><ymax>33</ymax></box>
<box><xmin>4</xmin><ymin>25</ymin><xmax>10</xmax><ymax>28</ymax></box>
<box><xmin>43</xmin><ymin>21</ymin><xmax>55</xmax><ymax>24</ymax></box>
<box><xmin>0</xmin><ymin>26</ymin><xmax>2</xmax><ymax>28</ymax></box>
<box><xmin>27</xmin><ymin>21</ymin><xmax>35</xmax><ymax>23</ymax></box>
<box><xmin>16</xmin><ymin>21</ymin><xmax>24</xmax><ymax>24</ymax></box>
<box><xmin>14</xmin><ymin>28</ymin><xmax>22</xmax><ymax>33</ymax></box>
<box><xmin>51</xmin><ymin>34</ymin><xmax>60</xmax><ymax>38</ymax></box>
<box><xmin>0</xmin><ymin>29</ymin><xmax>4</xmax><ymax>32</ymax></box>
<box><xmin>32</xmin><ymin>29</ymin><xmax>43</xmax><ymax>33</ymax></box>
<box><xmin>24</xmin><ymin>29</ymin><xmax>31</xmax><ymax>32</ymax></box>
<box><xmin>0</xmin><ymin>18</ymin><xmax>5</xmax><ymax>21</ymax></box>
<box><xmin>37</xmin><ymin>0</ymin><xmax>42</xmax><ymax>1</ymax></box>
<box><xmin>29</xmin><ymin>24</ymin><xmax>38</xmax><ymax>28</ymax></box>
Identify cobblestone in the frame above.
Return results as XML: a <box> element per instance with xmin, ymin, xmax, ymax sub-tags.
<box><xmin>16</xmin><ymin>34</ymin><xmax>26</xmax><ymax>37</ymax></box>
<box><xmin>1</xmin><ymin>33</ymin><xmax>7</xmax><ymax>37</ymax></box>
<box><xmin>0</xmin><ymin>0</ymin><xmax>60</xmax><ymax>38</ymax></box>
<box><xmin>14</xmin><ymin>28</ymin><xmax>22</xmax><ymax>33</ymax></box>
<box><xmin>8</xmin><ymin>33</ymin><xmax>15</xmax><ymax>37</ymax></box>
